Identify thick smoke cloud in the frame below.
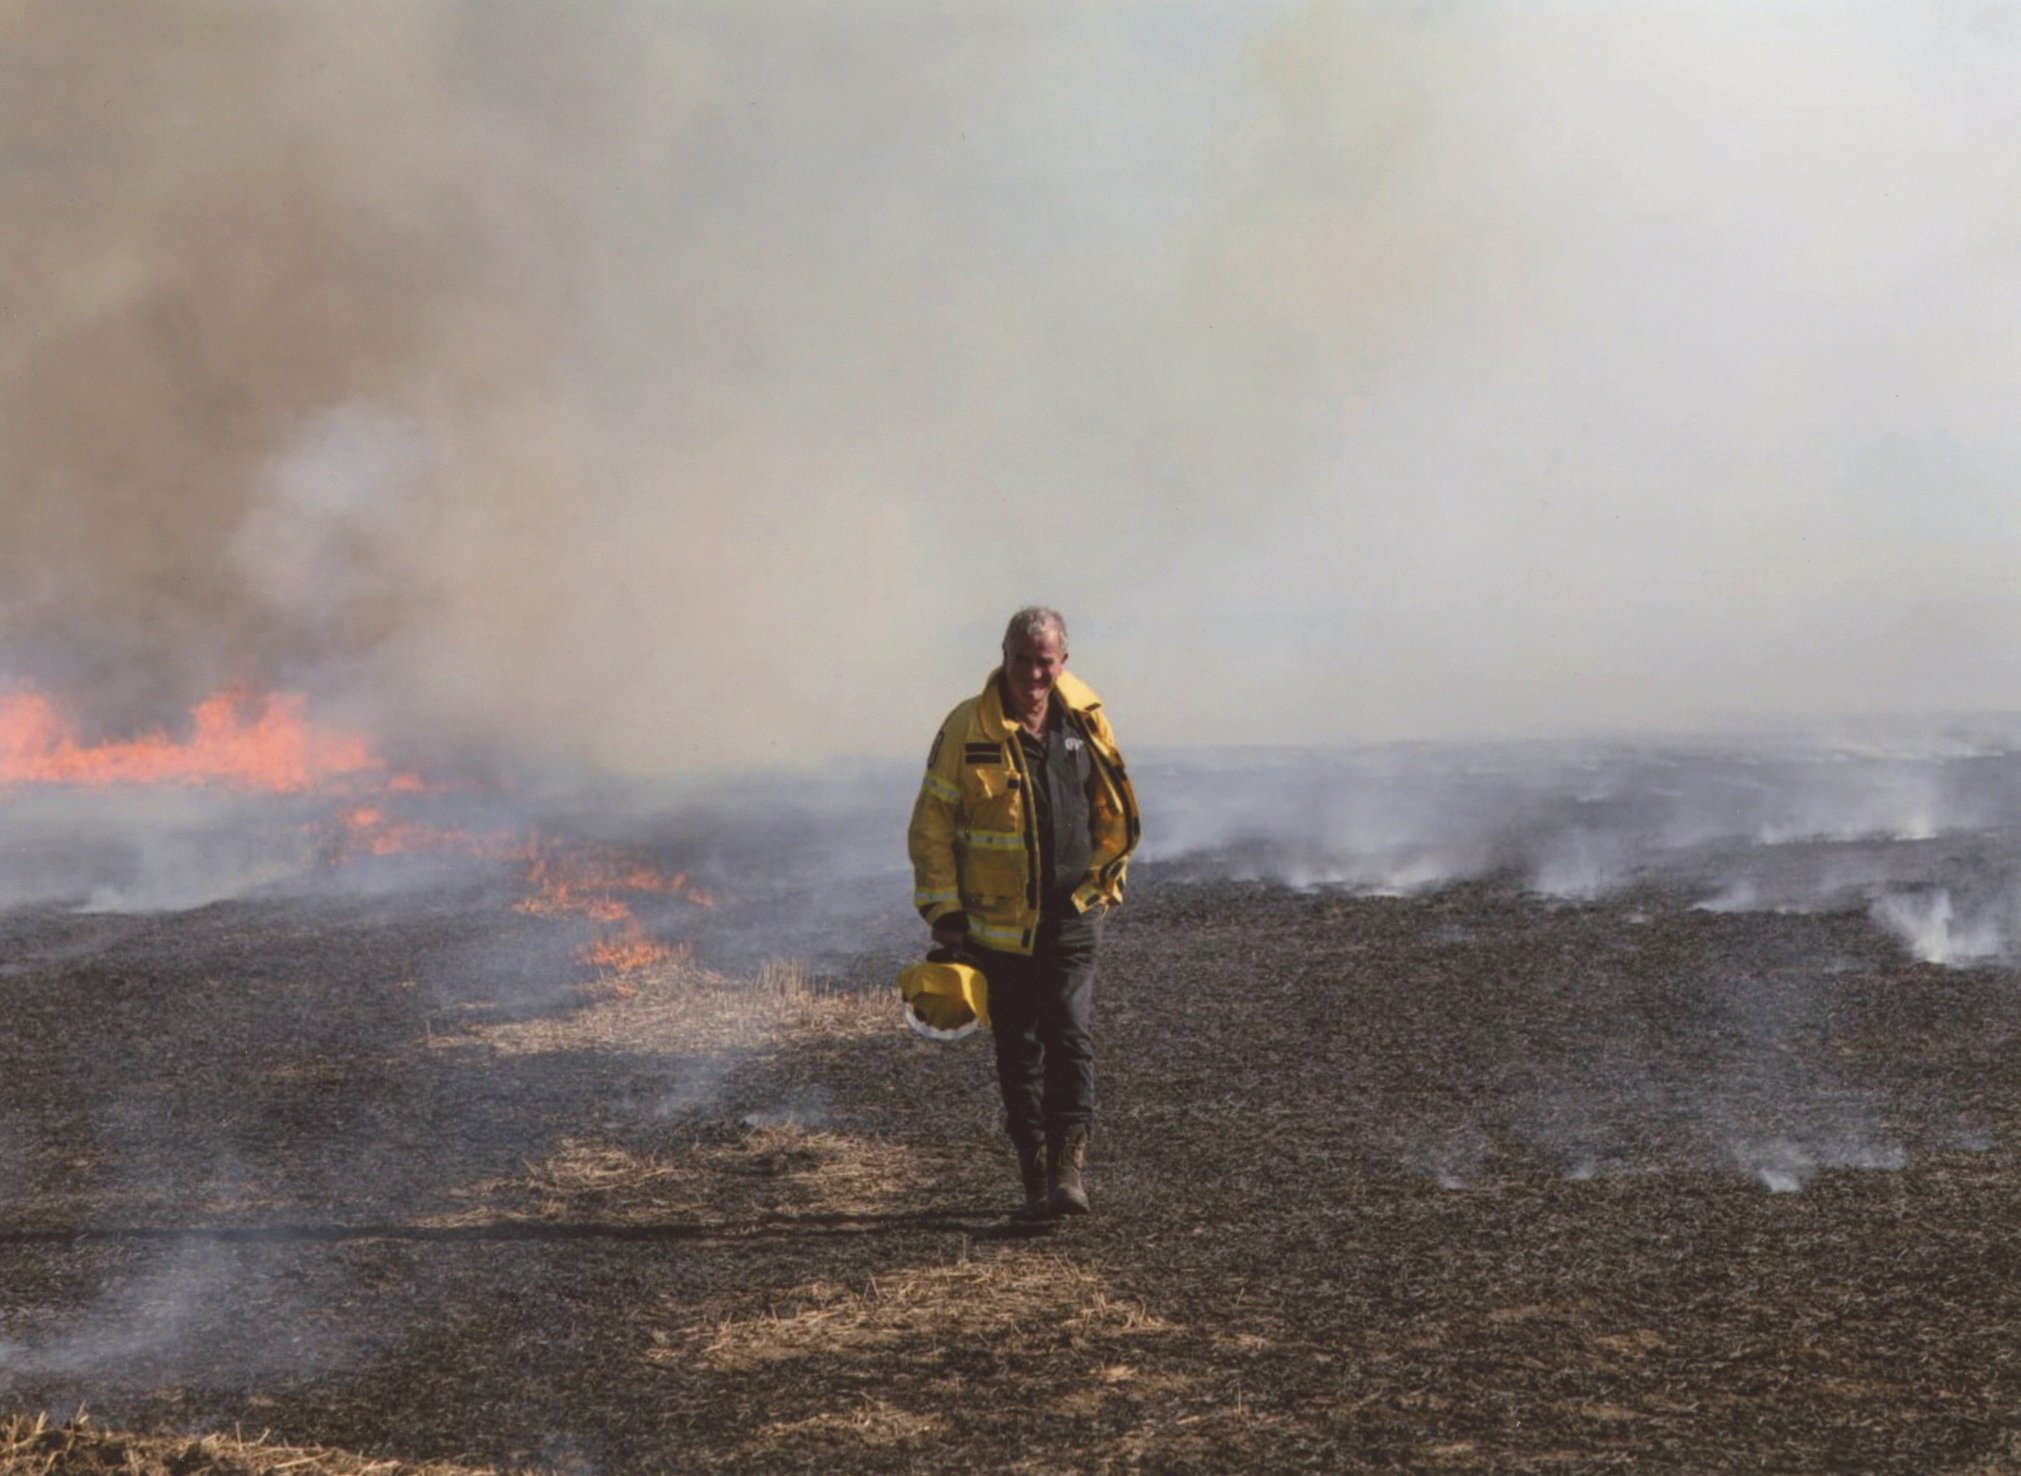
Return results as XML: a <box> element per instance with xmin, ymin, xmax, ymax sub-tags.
<box><xmin>2</xmin><ymin>2</ymin><xmax>2018</xmax><ymax>773</ymax></box>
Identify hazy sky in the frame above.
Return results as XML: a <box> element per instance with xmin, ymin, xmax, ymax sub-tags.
<box><xmin>2</xmin><ymin>1</ymin><xmax>2017</xmax><ymax>773</ymax></box>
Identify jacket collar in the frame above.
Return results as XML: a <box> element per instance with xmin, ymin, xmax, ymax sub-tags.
<box><xmin>976</xmin><ymin>667</ymin><xmax>1102</xmax><ymax>741</ymax></box>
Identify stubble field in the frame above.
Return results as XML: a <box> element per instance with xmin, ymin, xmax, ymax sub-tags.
<box><xmin>4</xmin><ymin>868</ymin><xmax>2021</xmax><ymax>1473</ymax></box>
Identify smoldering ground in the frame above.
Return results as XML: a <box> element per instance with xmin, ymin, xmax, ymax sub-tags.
<box><xmin>11</xmin><ymin>726</ymin><xmax>2021</xmax><ymax>1467</ymax></box>
<box><xmin>1146</xmin><ymin>721</ymin><xmax>2021</xmax><ymax>962</ymax></box>
<box><xmin>10</xmin><ymin>845</ymin><xmax>2021</xmax><ymax>1471</ymax></box>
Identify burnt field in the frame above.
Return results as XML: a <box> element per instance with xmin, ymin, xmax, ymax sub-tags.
<box><xmin>5</xmin><ymin>866</ymin><xmax>2021</xmax><ymax>1474</ymax></box>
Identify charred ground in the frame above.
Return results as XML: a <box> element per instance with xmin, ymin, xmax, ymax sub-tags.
<box><xmin>5</xmin><ymin>867</ymin><xmax>2021</xmax><ymax>1473</ymax></box>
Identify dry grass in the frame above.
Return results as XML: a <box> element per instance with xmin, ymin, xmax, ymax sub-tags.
<box><xmin>660</xmin><ymin>1251</ymin><xmax>1176</xmax><ymax>1373</ymax></box>
<box><xmin>424</xmin><ymin>967</ymin><xmax>916</xmax><ymax>1227</ymax></box>
<box><xmin>754</xmin><ymin>956</ymin><xmax>815</xmax><ymax>1002</ymax></box>
<box><xmin>0</xmin><ymin>1413</ymin><xmax>497</xmax><ymax>1476</ymax></box>
<box><xmin>462</xmin><ymin>954</ymin><xmax>886</xmax><ymax>1060</ymax></box>
<box><xmin>456</xmin><ymin>1121</ymin><xmax>929</xmax><ymax>1225</ymax></box>
<box><xmin>648</xmin><ymin>1249</ymin><xmax>1191</xmax><ymax>1471</ymax></box>
<box><xmin>742</xmin><ymin>1397</ymin><xmax>944</xmax><ymax>1450</ymax></box>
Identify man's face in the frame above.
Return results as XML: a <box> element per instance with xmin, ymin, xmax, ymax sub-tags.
<box><xmin>1003</xmin><ymin>626</ymin><xmax>1067</xmax><ymax>712</ymax></box>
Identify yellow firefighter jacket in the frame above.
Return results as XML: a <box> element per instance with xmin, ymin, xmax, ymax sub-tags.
<box><xmin>908</xmin><ymin>668</ymin><xmax>1141</xmax><ymax>956</ymax></box>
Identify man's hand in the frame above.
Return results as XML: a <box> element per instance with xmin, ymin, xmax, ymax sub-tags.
<box><xmin>930</xmin><ymin>917</ymin><xmax>969</xmax><ymax>951</ymax></box>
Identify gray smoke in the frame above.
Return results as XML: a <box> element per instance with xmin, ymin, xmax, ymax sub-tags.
<box><xmin>1</xmin><ymin>2</ymin><xmax>2017</xmax><ymax>773</ymax></box>
<box><xmin>1138</xmin><ymin>718</ymin><xmax>2021</xmax><ymax>966</ymax></box>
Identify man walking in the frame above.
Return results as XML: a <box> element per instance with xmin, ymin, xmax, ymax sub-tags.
<box><xmin>907</xmin><ymin>607</ymin><xmax>1141</xmax><ymax>1219</ymax></box>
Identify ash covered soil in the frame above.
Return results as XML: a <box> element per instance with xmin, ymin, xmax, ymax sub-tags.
<box><xmin>6</xmin><ymin>869</ymin><xmax>2021</xmax><ymax>1473</ymax></box>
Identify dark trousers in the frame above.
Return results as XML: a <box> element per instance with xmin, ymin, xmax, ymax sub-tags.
<box><xmin>975</xmin><ymin>909</ymin><xmax>1101</xmax><ymax>1148</ymax></box>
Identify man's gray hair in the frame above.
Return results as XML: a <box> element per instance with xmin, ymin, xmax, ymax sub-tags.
<box><xmin>1003</xmin><ymin>605</ymin><xmax>1068</xmax><ymax>650</ymax></box>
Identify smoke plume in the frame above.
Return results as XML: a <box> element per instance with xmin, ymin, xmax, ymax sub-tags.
<box><xmin>2</xmin><ymin>2</ymin><xmax>2018</xmax><ymax>774</ymax></box>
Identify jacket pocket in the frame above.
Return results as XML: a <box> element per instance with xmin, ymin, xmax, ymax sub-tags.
<box><xmin>958</xmin><ymin>832</ymin><xmax>1026</xmax><ymax>903</ymax></box>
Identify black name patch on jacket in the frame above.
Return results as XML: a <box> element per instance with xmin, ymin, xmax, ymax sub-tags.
<box><xmin>963</xmin><ymin>742</ymin><xmax>1002</xmax><ymax>766</ymax></box>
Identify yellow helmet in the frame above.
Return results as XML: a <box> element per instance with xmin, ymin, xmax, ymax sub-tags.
<box><xmin>896</xmin><ymin>951</ymin><xmax>990</xmax><ymax>1041</ymax></box>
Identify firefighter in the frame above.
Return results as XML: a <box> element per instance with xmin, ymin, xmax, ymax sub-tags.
<box><xmin>907</xmin><ymin>606</ymin><xmax>1141</xmax><ymax>1219</ymax></box>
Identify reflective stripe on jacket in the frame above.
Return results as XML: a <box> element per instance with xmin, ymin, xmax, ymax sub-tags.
<box><xmin>907</xmin><ymin>668</ymin><xmax>1141</xmax><ymax>956</ymax></box>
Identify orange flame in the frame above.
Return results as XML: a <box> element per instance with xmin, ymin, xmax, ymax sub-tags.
<box><xmin>514</xmin><ymin>842</ymin><xmax>713</xmax><ymax>976</ymax></box>
<box><xmin>516</xmin><ymin>846</ymin><xmax>709</xmax><ymax>913</ymax></box>
<box><xmin>6</xmin><ymin>686</ymin><xmax>712</xmax><ymax>979</ymax></box>
<box><xmin>578</xmin><ymin>922</ymin><xmax>691</xmax><ymax>976</ymax></box>
<box><xmin>330</xmin><ymin>798</ymin><xmax>710</xmax><ymax>977</ymax></box>
<box><xmin>325</xmin><ymin>805</ymin><xmax>521</xmax><ymax>863</ymax></box>
<box><xmin>0</xmin><ymin>688</ymin><xmax>377</xmax><ymax>792</ymax></box>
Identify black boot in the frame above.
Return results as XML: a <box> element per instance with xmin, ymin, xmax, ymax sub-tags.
<box><xmin>1046</xmin><ymin>1125</ymin><xmax>1091</xmax><ymax>1217</ymax></box>
<box><xmin>1012</xmin><ymin>1140</ymin><xmax>1049</xmax><ymax>1221</ymax></box>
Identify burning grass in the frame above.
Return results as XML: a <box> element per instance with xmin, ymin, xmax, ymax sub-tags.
<box><xmin>0</xmin><ymin>685</ymin><xmax>720</xmax><ymax>991</ymax></box>
<box><xmin>0</xmin><ymin>689</ymin><xmax>378</xmax><ymax>793</ymax></box>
